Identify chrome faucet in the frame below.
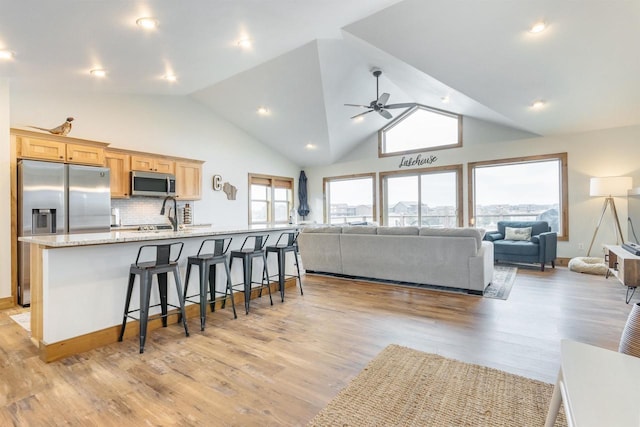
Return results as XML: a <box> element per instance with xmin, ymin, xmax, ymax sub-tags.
<box><xmin>160</xmin><ymin>196</ymin><xmax>178</xmax><ymax>231</ymax></box>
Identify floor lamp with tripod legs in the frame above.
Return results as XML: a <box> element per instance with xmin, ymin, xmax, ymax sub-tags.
<box><xmin>587</xmin><ymin>176</ymin><xmax>632</xmax><ymax>256</ymax></box>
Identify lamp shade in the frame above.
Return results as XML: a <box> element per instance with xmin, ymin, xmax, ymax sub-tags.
<box><xmin>589</xmin><ymin>176</ymin><xmax>632</xmax><ymax>197</ymax></box>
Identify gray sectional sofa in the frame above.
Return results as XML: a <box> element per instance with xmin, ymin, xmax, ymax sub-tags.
<box><xmin>297</xmin><ymin>225</ymin><xmax>493</xmax><ymax>294</ymax></box>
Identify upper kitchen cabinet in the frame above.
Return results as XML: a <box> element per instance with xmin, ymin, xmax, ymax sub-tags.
<box><xmin>104</xmin><ymin>150</ymin><xmax>131</xmax><ymax>198</ymax></box>
<box><xmin>131</xmin><ymin>155</ymin><xmax>175</xmax><ymax>174</ymax></box>
<box><xmin>175</xmin><ymin>160</ymin><xmax>204</xmax><ymax>200</ymax></box>
<box><xmin>13</xmin><ymin>129</ymin><xmax>107</xmax><ymax>166</ymax></box>
<box><xmin>18</xmin><ymin>136</ymin><xmax>66</xmax><ymax>162</ymax></box>
<box><xmin>66</xmin><ymin>143</ymin><xmax>105</xmax><ymax>166</ymax></box>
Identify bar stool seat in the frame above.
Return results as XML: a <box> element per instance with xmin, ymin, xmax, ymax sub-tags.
<box><xmin>229</xmin><ymin>234</ymin><xmax>273</xmax><ymax>314</ymax></box>
<box><xmin>266</xmin><ymin>231</ymin><xmax>303</xmax><ymax>302</ymax></box>
<box><xmin>118</xmin><ymin>242</ymin><xmax>189</xmax><ymax>353</ymax></box>
<box><xmin>184</xmin><ymin>238</ymin><xmax>237</xmax><ymax>331</ymax></box>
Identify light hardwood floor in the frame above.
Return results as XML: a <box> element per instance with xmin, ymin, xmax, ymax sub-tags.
<box><xmin>0</xmin><ymin>266</ymin><xmax>633</xmax><ymax>426</ymax></box>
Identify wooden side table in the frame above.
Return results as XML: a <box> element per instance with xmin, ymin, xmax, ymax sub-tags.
<box><xmin>545</xmin><ymin>340</ymin><xmax>640</xmax><ymax>427</ymax></box>
<box><xmin>605</xmin><ymin>245</ymin><xmax>640</xmax><ymax>303</ymax></box>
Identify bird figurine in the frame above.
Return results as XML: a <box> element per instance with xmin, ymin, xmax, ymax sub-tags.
<box><xmin>28</xmin><ymin>117</ymin><xmax>74</xmax><ymax>136</ymax></box>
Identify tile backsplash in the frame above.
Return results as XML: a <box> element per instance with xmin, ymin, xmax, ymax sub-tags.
<box><xmin>111</xmin><ymin>198</ymin><xmax>195</xmax><ymax>226</ymax></box>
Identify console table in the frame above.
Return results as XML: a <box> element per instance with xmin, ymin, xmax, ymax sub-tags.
<box><xmin>544</xmin><ymin>340</ymin><xmax>640</xmax><ymax>427</ymax></box>
<box><xmin>605</xmin><ymin>245</ymin><xmax>640</xmax><ymax>303</ymax></box>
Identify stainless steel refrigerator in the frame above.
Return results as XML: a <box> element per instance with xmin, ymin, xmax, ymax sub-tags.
<box><xmin>18</xmin><ymin>160</ymin><xmax>111</xmax><ymax>306</ymax></box>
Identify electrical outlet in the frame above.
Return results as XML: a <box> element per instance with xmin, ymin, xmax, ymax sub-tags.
<box><xmin>578</xmin><ymin>243</ymin><xmax>585</xmax><ymax>250</ymax></box>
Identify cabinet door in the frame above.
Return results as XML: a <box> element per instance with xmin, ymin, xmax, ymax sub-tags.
<box><xmin>175</xmin><ymin>161</ymin><xmax>202</xmax><ymax>200</ymax></box>
<box><xmin>130</xmin><ymin>155</ymin><xmax>155</xmax><ymax>171</ymax></box>
<box><xmin>66</xmin><ymin>143</ymin><xmax>105</xmax><ymax>166</ymax></box>
<box><xmin>105</xmin><ymin>151</ymin><xmax>131</xmax><ymax>198</ymax></box>
<box><xmin>19</xmin><ymin>137</ymin><xmax>66</xmax><ymax>162</ymax></box>
<box><xmin>155</xmin><ymin>158</ymin><xmax>175</xmax><ymax>175</ymax></box>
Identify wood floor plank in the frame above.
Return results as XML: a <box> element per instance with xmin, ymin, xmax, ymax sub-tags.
<box><xmin>0</xmin><ymin>267</ymin><xmax>633</xmax><ymax>425</ymax></box>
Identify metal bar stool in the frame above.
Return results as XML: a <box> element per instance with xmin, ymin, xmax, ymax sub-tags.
<box><xmin>266</xmin><ymin>231</ymin><xmax>303</xmax><ymax>302</ymax></box>
<box><xmin>118</xmin><ymin>242</ymin><xmax>190</xmax><ymax>353</ymax></box>
<box><xmin>228</xmin><ymin>234</ymin><xmax>273</xmax><ymax>314</ymax></box>
<box><xmin>184</xmin><ymin>238</ymin><xmax>237</xmax><ymax>331</ymax></box>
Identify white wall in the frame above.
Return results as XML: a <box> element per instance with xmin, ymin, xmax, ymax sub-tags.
<box><xmin>303</xmin><ymin>118</ymin><xmax>640</xmax><ymax>259</ymax></box>
<box><xmin>10</xmin><ymin>91</ymin><xmax>301</xmax><ymax>227</ymax></box>
<box><xmin>0</xmin><ymin>80</ymin><xmax>11</xmax><ymax>299</ymax></box>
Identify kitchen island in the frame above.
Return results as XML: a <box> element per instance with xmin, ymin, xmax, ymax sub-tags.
<box><xmin>19</xmin><ymin>225</ymin><xmax>299</xmax><ymax>361</ymax></box>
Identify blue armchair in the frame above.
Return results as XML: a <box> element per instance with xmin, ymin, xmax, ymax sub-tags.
<box><xmin>483</xmin><ymin>221</ymin><xmax>557</xmax><ymax>271</ymax></box>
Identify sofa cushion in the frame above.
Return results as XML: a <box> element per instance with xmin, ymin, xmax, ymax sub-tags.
<box><xmin>342</xmin><ymin>226</ymin><xmax>378</xmax><ymax>235</ymax></box>
<box><xmin>498</xmin><ymin>221</ymin><xmax>549</xmax><ymax>237</ymax></box>
<box><xmin>505</xmin><ymin>226</ymin><xmax>532</xmax><ymax>241</ymax></box>
<box><xmin>377</xmin><ymin>226</ymin><xmax>419</xmax><ymax>235</ymax></box>
<box><xmin>493</xmin><ymin>240</ymin><xmax>540</xmax><ymax>256</ymax></box>
<box><xmin>301</xmin><ymin>226</ymin><xmax>342</xmax><ymax>234</ymax></box>
<box><xmin>484</xmin><ymin>232</ymin><xmax>504</xmax><ymax>242</ymax></box>
<box><xmin>419</xmin><ymin>227</ymin><xmax>485</xmax><ymax>250</ymax></box>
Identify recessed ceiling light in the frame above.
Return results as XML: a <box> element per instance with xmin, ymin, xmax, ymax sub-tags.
<box><xmin>237</xmin><ymin>38</ymin><xmax>253</xmax><ymax>49</ymax></box>
<box><xmin>136</xmin><ymin>17</ymin><xmax>159</xmax><ymax>30</ymax></box>
<box><xmin>353</xmin><ymin>116</ymin><xmax>364</xmax><ymax>123</ymax></box>
<box><xmin>305</xmin><ymin>143</ymin><xmax>317</xmax><ymax>150</ymax></box>
<box><xmin>90</xmin><ymin>68</ymin><xmax>107</xmax><ymax>78</ymax></box>
<box><xmin>531</xmin><ymin>100</ymin><xmax>546</xmax><ymax>110</ymax></box>
<box><xmin>163</xmin><ymin>73</ymin><xmax>177</xmax><ymax>82</ymax></box>
<box><xmin>529</xmin><ymin>21</ymin><xmax>547</xmax><ymax>33</ymax></box>
<box><xmin>0</xmin><ymin>50</ymin><xmax>15</xmax><ymax>60</ymax></box>
<box><xmin>441</xmin><ymin>96</ymin><xmax>450</xmax><ymax>104</ymax></box>
<box><xmin>257</xmin><ymin>106</ymin><xmax>269</xmax><ymax>115</ymax></box>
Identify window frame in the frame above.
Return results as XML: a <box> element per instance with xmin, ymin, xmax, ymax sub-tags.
<box><xmin>378</xmin><ymin>104</ymin><xmax>463</xmax><ymax>158</ymax></box>
<box><xmin>248</xmin><ymin>173</ymin><xmax>294</xmax><ymax>226</ymax></box>
<box><xmin>467</xmin><ymin>152</ymin><xmax>569</xmax><ymax>241</ymax></box>
<box><xmin>379</xmin><ymin>164</ymin><xmax>463</xmax><ymax>227</ymax></box>
<box><xmin>322</xmin><ymin>173</ymin><xmax>377</xmax><ymax>225</ymax></box>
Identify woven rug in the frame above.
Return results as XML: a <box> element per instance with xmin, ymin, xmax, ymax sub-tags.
<box><xmin>308</xmin><ymin>344</ymin><xmax>566</xmax><ymax>427</ymax></box>
<box><xmin>483</xmin><ymin>265</ymin><xmax>517</xmax><ymax>300</ymax></box>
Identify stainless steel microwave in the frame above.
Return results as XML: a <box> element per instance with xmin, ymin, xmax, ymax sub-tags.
<box><xmin>131</xmin><ymin>171</ymin><xmax>176</xmax><ymax>197</ymax></box>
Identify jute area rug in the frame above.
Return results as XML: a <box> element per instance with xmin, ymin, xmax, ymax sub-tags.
<box><xmin>308</xmin><ymin>344</ymin><xmax>566</xmax><ymax>427</ymax></box>
<box><xmin>483</xmin><ymin>265</ymin><xmax>517</xmax><ymax>300</ymax></box>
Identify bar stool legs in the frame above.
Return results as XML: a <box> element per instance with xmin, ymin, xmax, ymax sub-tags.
<box><xmin>118</xmin><ymin>243</ymin><xmax>189</xmax><ymax>354</ymax></box>
<box><xmin>266</xmin><ymin>232</ymin><xmax>304</xmax><ymax>302</ymax></box>
<box><xmin>183</xmin><ymin>238</ymin><xmax>237</xmax><ymax>331</ymax></box>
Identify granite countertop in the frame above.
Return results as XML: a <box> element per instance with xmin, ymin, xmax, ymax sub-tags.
<box><xmin>18</xmin><ymin>224</ymin><xmax>299</xmax><ymax>248</ymax></box>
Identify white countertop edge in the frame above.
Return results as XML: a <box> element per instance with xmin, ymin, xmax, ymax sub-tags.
<box><xmin>18</xmin><ymin>225</ymin><xmax>299</xmax><ymax>248</ymax></box>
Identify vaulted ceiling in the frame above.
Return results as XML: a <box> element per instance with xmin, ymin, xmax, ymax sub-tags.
<box><xmin>2</xmin><ymin>0</ymin><xmax>639</xmax><ymax>166</ymax></box>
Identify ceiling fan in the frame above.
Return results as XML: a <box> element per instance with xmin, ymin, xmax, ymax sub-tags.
<box><xmin>345</xmin><ymin>69</ymin><xmax>415</xmax><ymax>120</ymax></box>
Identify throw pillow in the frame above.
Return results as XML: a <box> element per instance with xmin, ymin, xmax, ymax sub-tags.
<box><xmin>504</xmin><ymin>226</ymin><xmax>532</xmax><ymax>241</ymax></box>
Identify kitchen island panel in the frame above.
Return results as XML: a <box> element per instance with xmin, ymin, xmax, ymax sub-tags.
<box><xmin>28</xmin><ymin>227</ymin><xmax>299</xmax><ymax>359</ymax></box>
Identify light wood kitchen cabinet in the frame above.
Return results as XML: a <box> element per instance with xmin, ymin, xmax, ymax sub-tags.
<box><xmin>65</xmin><ymin>143</ymin><xmax>105</xmax><ymax>166</ymax></box>
<box><xmin>175</xmin><ymin>161</ymin><xmax>203</xmax><ymax>200</ymax></box>
<box><xmin>16</xmin><ymin>134</ymin><xmax>105</xmax><ymax>166</ymax></box>
<box><xmin>104</xmin><ymin>151</ymin><xmax>131</xmax><ymax>198</ymax></box>
<box><xmin>131</xmin><ymin>155</ymin><xmax>175</xmax><ymax>174</ymax></box>
<box><xmin>18</xmin><ymin>136</ymin><xmax>66</xmax><ymax>162</ymax></box>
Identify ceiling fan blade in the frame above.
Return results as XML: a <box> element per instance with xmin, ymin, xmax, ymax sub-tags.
<box><xmin>377</xmin><ymin>92</ymin><xmax>390</xmax><ymax>106</ymax></box>
<box><xmin>379</xmin><ymin>109</ymin><xmax>393</xmax><ymax>120</ymax></box>
<box><xmin>351</xmin><ymin>110</ymin><xmax>374</xmax><ymax>119</ymax></box>
<box><xmin>344</xmin><ymin>103</ymin><xmax>371</xmax><ymax>108</ymax></box>
<box><xmin>384</xmin><ymin>102</ymin><xmax>416</xmax><ymax>109</ymax></box>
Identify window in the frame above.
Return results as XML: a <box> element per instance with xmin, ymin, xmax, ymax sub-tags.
<box><xmin>380</xmin><ymin>165</ymin><xmax>462</xmax><ymax>227</ymax></box>
<box><xmin>379</xmin><ymin>105</ymin><xmax>462</xmax><ymax>157</ymax></box>
<box><xmin>323</xmin><ymin>173</ymin><xmax>376</xmax><ymax>224</ymax></box>
<box><xmin>249</xmin><ymin>174</ymin><xmax>294</xmax><ymax>225</ymax></box>
<box><xmin>468</xmin><ymin>153</ymin><xmax>568</xmax><ymax>240</ymax></box>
